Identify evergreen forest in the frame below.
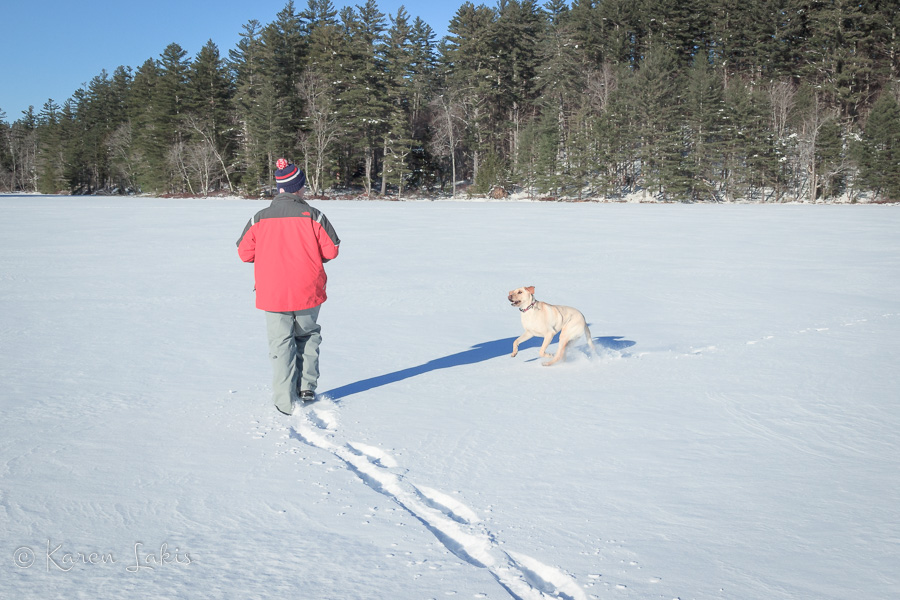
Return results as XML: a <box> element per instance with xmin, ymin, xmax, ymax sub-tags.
<box><xmin>2</xmin><ymin>0</ymin><xmax>899</xmax><ymax>202</ymax></box>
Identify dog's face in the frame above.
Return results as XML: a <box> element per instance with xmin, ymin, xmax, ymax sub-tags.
<box><xmin>507</xmin><ymin>286</ymin><xmax>535</xmax><ymax>308</ymax></box>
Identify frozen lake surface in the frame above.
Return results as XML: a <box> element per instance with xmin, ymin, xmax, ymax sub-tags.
<box><xmin>1</xmin><ymin>196</ymin><xmax>898</xmax><ymax>599</ymax></box>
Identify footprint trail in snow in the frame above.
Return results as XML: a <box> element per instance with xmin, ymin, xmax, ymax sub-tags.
<box><xmin>290</xmin><ymin>399</ymin><xmax>587</xmax><ymax>600</ymax></box>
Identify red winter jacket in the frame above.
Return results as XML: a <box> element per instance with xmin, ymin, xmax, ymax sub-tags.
<box><xmin>237</xmin><ymin>194</ymin><xmax>340</xmax><ymax>312</ymax></box>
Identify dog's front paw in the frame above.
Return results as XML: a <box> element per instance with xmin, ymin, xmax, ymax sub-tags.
<box><xmin>510</xmin><ymin>350</ymin><xmax>518</xmax><ymax>358</ymax></box>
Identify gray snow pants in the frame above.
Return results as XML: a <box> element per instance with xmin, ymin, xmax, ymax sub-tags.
<box><xmin>265</xmin><ymin>306</ymin><xmax>322</xmax><ymax>414</ymax></box>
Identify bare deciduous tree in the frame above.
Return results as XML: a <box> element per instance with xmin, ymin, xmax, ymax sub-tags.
<box><xmin>184</xmin><ymin>141</ymin><xmax>220</xmax><ymax>195</ymax></box>
<box><xmin>0</xmin><ymin>117</ymin><xmax>13</xmax><ymax>192</ymax></box>
<box><xmin>429</xmin><ymin>93</ymin><xmax>464</xmax><ymax>197</ymax></box>
<box><xmin>3</xmin><ymin>122</ymin><xmax>37</xmax><ymax>192</ymax></box>
<box><xmin>768</xmin><ymin>79</ymin><xmax>796</xmax><ymax>140</ymax></box>
<box><xmin>297</xmin><ymin>68</ymin><xmax>340</xmax><ymax>196</ymax></box>
<box><xmin>587</xmin><ymin>62</ymin><xmax>618</xmax><ymax>113</ymax></box>
<box><xmin>186</xmin><ymin>115</ymin><xmax>233</xmax><ymax>192</ymax></box>
<box><xmin>166</xmin><ymin>142</ymin><xmax>195</xmax><ymax>195</ymax></box>
<box><xmin>107</xmin><ymin>122</ymin><xmax>139</xmax><ymax>192</ymax></box>
<box><xmin>797</xmin><ymin>93</ymin><xmax>838</xmax><ymax>203</ymax></box>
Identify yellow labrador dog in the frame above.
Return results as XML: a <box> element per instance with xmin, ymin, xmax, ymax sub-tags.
<box><xmin>508</xmin><ymin>286</ymin><xmax>596</xmax><ymax>366</ymax></box>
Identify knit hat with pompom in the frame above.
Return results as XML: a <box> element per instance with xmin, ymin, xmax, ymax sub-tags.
<box><xmin>274</xmin><ymin>158</ymin><xmax>306</xmax><ymax>193</ymax></box>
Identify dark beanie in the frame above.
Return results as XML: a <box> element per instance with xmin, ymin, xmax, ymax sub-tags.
<box><xmin>274</xmin><ymin>158</ymin><xmax>306</xmax><ymax>193</ymax></box>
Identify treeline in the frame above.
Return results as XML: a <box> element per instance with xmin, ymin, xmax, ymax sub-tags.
<box><xmin>2</xmin><ymin>0</ymin><xmax>900</xmax><ymax>202</ymax></box>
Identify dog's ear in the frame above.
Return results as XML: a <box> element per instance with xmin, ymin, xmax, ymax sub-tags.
<box><xmin>526</xmin><ymin>286</ymin><xmax>535</xmax><ymax>294</ymax></box>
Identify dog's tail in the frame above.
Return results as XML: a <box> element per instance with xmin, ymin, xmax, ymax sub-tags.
<box><xmin>584</xmin><ymin>323</ymin><xmax>597</xmax><ymax>356</ymax></box>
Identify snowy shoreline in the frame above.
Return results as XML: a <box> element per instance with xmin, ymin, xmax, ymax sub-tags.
<box><xmin>3</xmin><ymin>190</ymin><xmax>897</xmax><ymax>204</ymax></box>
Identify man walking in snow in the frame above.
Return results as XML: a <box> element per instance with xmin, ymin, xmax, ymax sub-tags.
<box><xmin>237</xmin><ymin>159</ymin><xmax>341</xmax><ymax>415</ymax></box>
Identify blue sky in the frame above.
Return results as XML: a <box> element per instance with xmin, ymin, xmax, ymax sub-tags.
<box><xmin>0</xmin><ymin>0</ymin><xmax>461</xmax><ymax>122</ymax></box>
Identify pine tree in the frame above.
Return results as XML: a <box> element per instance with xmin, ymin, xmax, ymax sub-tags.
<box><xmin>709</xmin><ymin>0</ymin><xmax>803</xmax><ymax>85</ymax></box>
<box><xmin>154</xmin><ymin>43</ymin><xmax>192</xmax><ymax>192</ymax></box>
<box><xmin>297</xmin><ymin>0</ymin><xmax>347</xmax><ymax>190</ymax></box>
<box><xmin>188</xmin><ymin>41</ymin><xmax>233</xmax><ymax>145</ymax></box>
<box><xmin>381</xmin><ymin>7</ymin><xmax>417</xmax><ymax>196</ymax></box>
<box><xmin>336</xmin><ymin>1</ymin><xmax>389</xmax><ymax>195</ymax></box>
<box><xmin>13</xmin><ymin>108</ymin><xmax>39</xmax><ymax>191</ymax></box>
<box><xmin>81</xmin><ymin>72</ymin><xmax>116</xmax><ymax>190</ymax></box>
<box><xmin>857</xmin><ymin>89</ymin><xmax>900</xmax><ymax>201</ymax></box>
<box><xmin>721</xmin><ymin>79</ymin><xmax>773</xmax><ymax>201</ymax></box>
<box><xmin>128</xmin><ymin>58</ymin><xmax>162</xmax><ymax>192</ymax></box>
<box><xmin>873</xmin><ymin>0</ymin><xmax>900</xmax><ymax>80</ymax></box>
<box><xmin>74</xmin><ymin>65</ymin><xmax>133</xmax><ymax>192</ymax></box>
<box><xmin>55</xmin><ymin>68</ymin><xmax>132</xmax><ymax>193</ymax></box>
<box><xmin>625</xmin><ymin>47</ymin><xmax>684</xmax><ymax>198</ymax></box>
<box><xmin>683</xmin><ymin>57</ymin><xmax>726</xmax><ymax>201</ymax></box>
<box><xmin>442</xmin><ymin>2</ymin><xmax>499</xmax><ymax>184</ymax></box>
<box><xmin>302</xmin><ymin>0</ymin><xmax>341</xmax><ymax>76</ymax></box>
<box><xmin>527</xmin><ymin>109</ymin><xmax>563</xmax><ymax>196</ymax></box>
<box><xmin>494</xmin><ymin>0</ymin><xmax>544</xmax><ymax>172</ymax></box>
<box><xmin>407</xmin><ymin>17</ymin><xmax>438</xmax><ymax>190</ymax></box>
<box><xmin>565</xmin><ymin>100</ymin><xmax>599</xmax><ymax>199</ymax></box>
<box><xmin>157</xmin><ymin>44</ymin><xmax>192</xmax><ymax>140</ymax></box>
<box><xmin>109</xmin><ymin>66</ymin><xmax>133</xmax><ymax>122</ymax></box>
<box><xmin>654</xmin><ymin>0</ymin><xmax>713</xmax><ymax>65</ymax></box>
<box><xmin>262</xmin><ymin>1</ymin><xmax>307</xmax><ymax>164</ymax></box>
<box><xmin>577</xmin><ymin>61</ymin><xmax>624</xmax><ymax>195</ymax></box>
<box><xmin>230</xmin><ymin>19</ymin><xmax>269</xmax><ymax>193</ymax></box>
<box><xmin>537</xmin><ymin>0</ymin><xmax>592</xmax><ymax>195</ymax></box>
<box><xmin>187</xmin><ymin>40</ymin><xmax>235</xmax><ymax>192</ymax></box>
<box><xmin>596</xmin><ymin>0</ymin><xmax>641</xmax><ymax>65</ymax></box>
<box><xmin>796</xmin><ymin>0</ymin><xmax>878</xmax><ymax>118</ymax></box>
<box><xmin>568</xmin><ymin>0</ymin><xmax>605</xmax><ymax>67</ymax></box>
<box><xmin>35</xmin><ymin>100</ymin><xmax>66</xmax><ymax>193</ymax></box>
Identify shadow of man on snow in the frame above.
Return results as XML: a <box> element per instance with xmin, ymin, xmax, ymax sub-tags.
<box><xmin>321</xmin><ymin>333</ymin><xmax>635</xmax><ymax>402</ymax></box>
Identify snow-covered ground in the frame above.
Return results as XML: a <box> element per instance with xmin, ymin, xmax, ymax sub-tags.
<box><xmin>1</xmin><ymin>196</ymin><xmax>898</xmax><ymax>600</ymax></box>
